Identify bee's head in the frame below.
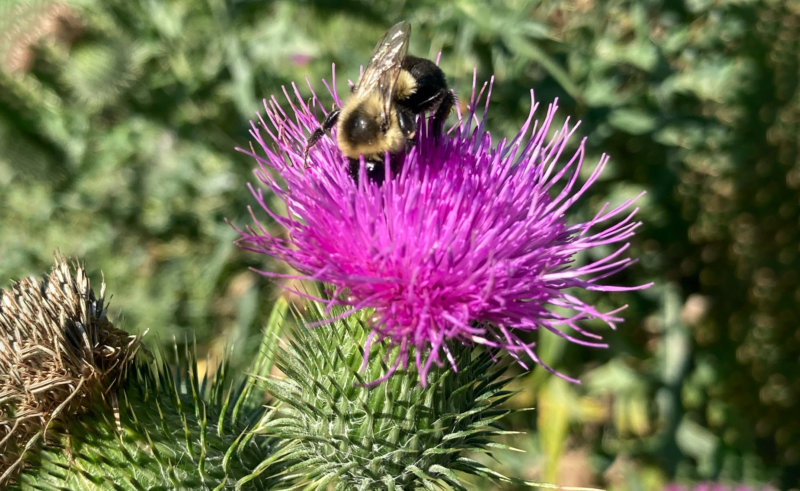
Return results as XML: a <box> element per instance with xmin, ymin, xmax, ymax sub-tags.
<box><xmin>337</xmin><ymin>96</ymin><xmax>405</xmax><ymax>160</ymax></box>
<box><xmin>342</xmin><ymin>106</ymin><xmax>384</xmax><ymax>147</ymax></box>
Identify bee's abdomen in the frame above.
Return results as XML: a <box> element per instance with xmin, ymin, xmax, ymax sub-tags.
<box><xmin>400</xmin><ymin>56</ymin><xmax>448</xmax><ymax>113</ymax></box>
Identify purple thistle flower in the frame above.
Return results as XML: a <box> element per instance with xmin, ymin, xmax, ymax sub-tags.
<box><xmin>234</xmin><ymin>67</ymin><xmax>651</xmax><ymax>385</ymax></box>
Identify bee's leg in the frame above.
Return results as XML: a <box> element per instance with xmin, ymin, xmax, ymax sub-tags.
<box><xmin>432</xmin><ymin>90</ymin><xmax>455</xmax><ymax>142</ymax></box>
<box><xmin>397</xmin><ymin>107</ymin><xmax>417</xmax><ymax>150</ymax></box>
<box><xmin>304</xmin><ymin>108</ymin><xmax>341</xmax><ymax>161</ymax></box>
<box><xmin>348</xmin><ymin>157</ymin><xmax>361</xmax><ymax>183</ymax></box>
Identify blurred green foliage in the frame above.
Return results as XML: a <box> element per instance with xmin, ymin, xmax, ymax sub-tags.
<box><xmin>0</xmin><ymin>0</ymin><xmax>796</xmax><ymax>488</ymax></box>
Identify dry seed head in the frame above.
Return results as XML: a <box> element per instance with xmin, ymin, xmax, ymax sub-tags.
<box><xmin>0</xmin><ymin>255</ymin><xmax>139</xmax><ymax>482</ymax></box>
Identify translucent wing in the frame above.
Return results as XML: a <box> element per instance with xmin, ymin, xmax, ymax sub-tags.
<box><xmin>352</xmin><ymin>21</ymin><xmax>411</xmax><ymax>124</ymax></box>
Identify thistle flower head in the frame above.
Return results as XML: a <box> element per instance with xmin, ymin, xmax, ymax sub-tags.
<box><xmin>236</xmin><ymin>69</ymin><xmax>649</xmax><ymax>385</ymax></box>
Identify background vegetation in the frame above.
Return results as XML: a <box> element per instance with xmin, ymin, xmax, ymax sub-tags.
<box><xmin>0</xmin><ymin>0</ymin><xmax>796</xmax><ymax>488</ymax></box>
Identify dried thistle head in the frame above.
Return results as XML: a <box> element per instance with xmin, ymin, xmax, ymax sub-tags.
<box><xmin>0</xmin><ymin>255</ymin><xmax>139</xmax><ymax>482</ymax></box>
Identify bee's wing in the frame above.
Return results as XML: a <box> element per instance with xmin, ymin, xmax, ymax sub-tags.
<box><xmin>352</xmin><ymin>21</ymin><xmax>411</xmax><ymax>123</ymax></box>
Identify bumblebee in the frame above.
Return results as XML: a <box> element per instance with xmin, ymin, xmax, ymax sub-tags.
<box><xmin>305</xmin><ymin>21</ymin><xmax>455</xmax><ymax>183</ymax></box>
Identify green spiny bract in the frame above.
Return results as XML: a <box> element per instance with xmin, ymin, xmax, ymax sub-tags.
<box><xmin>10</xmin><ymin>349</ymin><xmax>283</xmax><ymax>490</ymax></box>
<box><xmin>255</xmin><ymin>305</ymin><xmax>521</xmax><ymax>490</ymax></box>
